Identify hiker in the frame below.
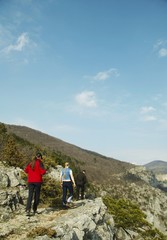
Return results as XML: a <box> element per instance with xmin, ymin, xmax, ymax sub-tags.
<box><xmin>76</xmin><ymin>170</ymin><xmax>87</xmax><ymax>200</ymax></box>
<box><xmin>60</xmin><ymin>162</ymin><xmax>76</xmax><ymax>208</ymax></box>
<box><xmin>24</xmin><ymin>153</ymin><xmax>46</xmax><ymax>216</ymax></box>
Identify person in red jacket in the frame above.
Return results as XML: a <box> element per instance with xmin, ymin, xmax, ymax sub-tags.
<box><xmin>24</xmin><ymin>152</ymin><xmax>46</xmax><ymax>216</ymax></box>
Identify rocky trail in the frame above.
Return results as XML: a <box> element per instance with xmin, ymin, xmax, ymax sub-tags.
<box><xmin>1</xmin><ymin>198</ymin><xmax>113</xmax><ymax>240</ymax></box>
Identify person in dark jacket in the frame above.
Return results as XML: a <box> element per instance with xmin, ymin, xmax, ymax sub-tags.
<box><xmin>24</xmin><ymin>153</ymin><xmax>46</xmax><ymax>216</ymax></box>
<box><xmin>76</xmin><ymin>170</ymin><xmax>87</xmax><ymax>200</ymax></box>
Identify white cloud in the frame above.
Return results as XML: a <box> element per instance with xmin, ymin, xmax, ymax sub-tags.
<box><xmin>154</xmin><ymin>39</ymin><xmax>167</xmax><ymax>58</ymax></box>
<box><xmin>159</xmin><ymin>48</ymin><xmax>167</xmax><ymax>57</ymax></box>
<box><xmin>154</xmin><ymin>39</ymin><xmax>165</xmax><ymax>49</ymax></box>
<box><xmin>0</xmin><ymin>30</ymin><xmax>37</xmax><ymax>63</ymax></box>
<box><xmin>94</xmin><ymin>68</ymin><xmax>119</xmax><ymax>81</ymax></box>
<box><xmin>140</xmin><ymin>106</ymin><xmax>157</xmax><ymax>122</ymax></box>
<box><xmin>75</xmin><ymin>91</ymin><xmax>97</xmax><ymax>107</ymax></box>
<box><xmin>84</xmin><ymin>68</ymin><xmax>119</xmax><ymax>81</ymax></box>
<box><xmin>140</xmin><ymin>106</ymin><xmax>156</xmax><ymax>114</ymax></box>
<box><xmin>143</xmin><ymin>115</ymin><xmax>157</xmax><ymax>122</ymax></box>
<box><xmin>3</xmin><ymin>32</ymin><xmax>29</xmax><ymax>54</ymax></box>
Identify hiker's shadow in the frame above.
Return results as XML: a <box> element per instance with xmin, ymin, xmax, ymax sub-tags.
<box><xmin>43</xmin><ymin>207</ymin><xmax>59</xmax><ymax>214</ymax></box>
<box><xmin>43</xmin><ymin>201</ymin><xmax>86</xmax><ymax>213</ymax></box>
<box><xmin>73</xmin><ymin>201</ymin><xmax>86</xmax><ymax>208</ymax></box>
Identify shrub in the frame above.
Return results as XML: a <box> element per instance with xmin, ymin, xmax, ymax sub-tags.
<box><xmin>40</xmin><ymin>176</ymin><xmax>62</xmax><ymax>208</ymax></box>
<box><xmin>103</xmin><ymin>195</ymin><xmax>166</xmax><ymax>240</ymax></box>
<box><xmin>27</xmin><ymin>226</ymin><xmax>56</xmax><ymax>238</ymax></box>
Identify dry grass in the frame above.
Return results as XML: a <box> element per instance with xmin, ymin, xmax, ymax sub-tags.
<box><xmin>27</xmin><ymin>226</ymin><xmax>57</xmax><ymax>238</ymax></box>
<box><xmin>6</xmin><ymin>124</ymin><xmax>134</xmax><ymax>184</ymax></box>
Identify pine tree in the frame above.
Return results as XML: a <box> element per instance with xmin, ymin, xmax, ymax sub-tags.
<box><xmin>2</xmin><ymin>135</ymin><xmax>23</xmax><ymax>167</ymax></box>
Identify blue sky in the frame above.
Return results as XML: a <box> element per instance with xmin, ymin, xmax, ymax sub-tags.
<box><xmin>1</xmin><ymin>0</ymin><xmax>167</xmax><ymax>165</ymax></box>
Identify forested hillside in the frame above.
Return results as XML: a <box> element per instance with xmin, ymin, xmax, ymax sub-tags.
<box><xmin>0</xmin><ymin>123</ymin><xmax>79</xmax><ymax>175</ymax></box>
<box><xmin>2</xmin><ymin>122</ymin><xmax>134</xmax><ymax>184</ymax></box>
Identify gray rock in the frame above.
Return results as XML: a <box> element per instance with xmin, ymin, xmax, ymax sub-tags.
<box><xmin>1</xmin><ymin>163</ymin><xmax>167</xmax><ymax>240</ymax></box>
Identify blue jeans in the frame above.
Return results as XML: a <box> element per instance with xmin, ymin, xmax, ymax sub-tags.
<box><xmin>62</xmin><ymin>181</ymin><xmax>73</xmax><ymax>205</ymax></box>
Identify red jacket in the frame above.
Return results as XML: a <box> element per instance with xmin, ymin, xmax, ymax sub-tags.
<box><xmin>24</xmin><ymin>159</ymin><xmax>46</xmax><ymax>183</ymax></box>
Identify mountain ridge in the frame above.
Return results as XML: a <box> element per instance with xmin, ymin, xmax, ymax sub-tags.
<box><xmin>144</xmin><ymin>160</ymin><xmax>167</xmax><ymax>174</ymax></box>
<box><xmin>5</xmin><ymin>123</ymin><xmax>134</xmax><ymax>184</ymax></box>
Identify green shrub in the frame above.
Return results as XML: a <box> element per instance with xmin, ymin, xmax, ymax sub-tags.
<box><xmin>40</xmin><ymin>176</ymin><xmax>62</xmax><ymax>208</ymax></box>
<box><xmin>103</xmin><ymin>195</ymin><xmax>166</xmax><ymax>240</ymax></box>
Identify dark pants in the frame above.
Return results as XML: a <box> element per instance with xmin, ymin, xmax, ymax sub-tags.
<box><xmin>26</xmin><ymin>183</ymin><xmax>41</xmax><ymax>213</ymax></box>
<box><xmin>62</xmin><ymin>181</ymin><xmax>73</xmax><ymax>206</ymax></box>
<box><xmin>76</xmin><ymin>184</ymin><xmax>85</xmax><ymax>200</ymax></box>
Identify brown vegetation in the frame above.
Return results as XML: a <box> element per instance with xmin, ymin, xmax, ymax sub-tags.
<box><xmin>5</xmin><ymin>123</ymin><xmax>134</xmax><ymax>184</ymax></box>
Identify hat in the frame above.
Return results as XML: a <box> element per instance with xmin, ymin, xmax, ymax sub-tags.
<box><xmin>36</xmin><ymin>152</ymin><xmax>42</xmax><ymax>158</ymax></box>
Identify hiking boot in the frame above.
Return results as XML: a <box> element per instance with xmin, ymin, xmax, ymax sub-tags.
<box><xmin>33</xmin><ymin>210</ymin><xmax>40</xmax><ymax>215</ymax></box>
<box><xmin>62</xmin><ymin>202</ymin><xmax>70</xmax><ymax>209</ymax></box>
<box><xmin>26</xmin><ymin>210</ymin><xmax>30</xmax><ymax>216</ymax></box>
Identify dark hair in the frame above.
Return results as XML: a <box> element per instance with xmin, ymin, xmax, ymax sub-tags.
<box><xmin>36</xmin><ymin>152</ymin><xmax>42</xmax><ymax>159</ymax></box>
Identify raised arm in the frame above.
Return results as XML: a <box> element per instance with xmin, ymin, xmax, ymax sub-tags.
<box><xmin>70</xmin><ymin>170</ymin><xmax>76</xmax><ymax>187</ymax></box>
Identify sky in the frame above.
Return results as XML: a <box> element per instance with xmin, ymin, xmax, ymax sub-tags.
<box><xmin>1</xmin><ymin>0</ymin><xmax>167</xmax><ymax>165</ymax></box>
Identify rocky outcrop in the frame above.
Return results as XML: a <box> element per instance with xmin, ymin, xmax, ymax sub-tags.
<box><xmin>156</xmin><ymin>173</ymin><xmax>167</xmax><ymax>182</ymax></box>
<box><xmin>0</xmin><ymin>163</ymin><xmax>116</xmax><ymax>239</ymax></box>
<box><xmin>127</xmin><ymin>166</ymin><xmax>160</xmax><ymax>187</ymax></box>
<box><xmin>127</xmin><ymin>165</ymin><xmax>167</xmax><ymax>193</ymax></box>
<box><xmin>47</xmin><ymin>165</ymin><xmax>63</xmax><ymax>181</ymax></box>
<box><xmin>1</xmin><ymin>163</ymin><xmax>167</xmax><ymax>239</ymax></box>
<box><xmin>0</xmin><ymin>163</ymin><xmax>140</xmax><ymax>240</ymax></box>
<box><xmin>0</xmin><ymin>162</ymin><xmax>25</xmax><ymax>188</ymax></box>
<box><xmin>0</xmin><ymin>198</ymin><xmax>116</xmax><ymax>240</ymax></box>
<box><xmin>0</xmin><ymin>162</ymin><xmax>26</xmax><ymax>221</ymax></box>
